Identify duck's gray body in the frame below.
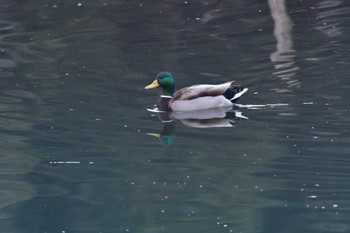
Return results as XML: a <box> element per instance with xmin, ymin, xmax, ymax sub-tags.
<box><xmin>158</xmin><ymin>82</ymin><xmax>247</xmax><ymax>112</ymax></box>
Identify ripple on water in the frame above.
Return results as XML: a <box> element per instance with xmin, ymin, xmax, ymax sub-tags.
<box><xmin>0</xmin><ymin>20</ymin><xmax>17</xmax><ymax>33</ymax></box>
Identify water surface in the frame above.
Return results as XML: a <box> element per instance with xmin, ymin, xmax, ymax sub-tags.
<box><xmin>0</xmin><ymin>1</ymin><xmax>349</xmax><ymax>233</ymax></box>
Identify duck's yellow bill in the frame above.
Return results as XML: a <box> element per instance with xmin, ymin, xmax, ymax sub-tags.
<box><xmin>145</xmin><ymin>80</ymin><xmax>159</xmax><ymax>89</ymax></box>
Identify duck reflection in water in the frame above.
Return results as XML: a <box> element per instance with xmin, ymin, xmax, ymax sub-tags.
<box><xmin>147</xmin><ymin>107</ymin><xmax>248</xmax><ymax>146</ymax></box>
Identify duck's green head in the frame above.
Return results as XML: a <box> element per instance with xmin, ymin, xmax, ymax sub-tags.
<box><xmin>145</xmin><ymin>72</ymin><xmax>175</xmax><ymax>96</ymax></box>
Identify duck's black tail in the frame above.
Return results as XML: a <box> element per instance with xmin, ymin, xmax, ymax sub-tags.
<box><xmin>223</xmin><ymin>85</ymin><xmax>248</xmax><ymax>103</ymax></box>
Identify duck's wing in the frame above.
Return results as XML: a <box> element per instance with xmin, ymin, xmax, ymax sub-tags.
<box><xmin>172</xmin><ymin>81</ymin><xmax>234</xmax><ymax>101</ymax></box>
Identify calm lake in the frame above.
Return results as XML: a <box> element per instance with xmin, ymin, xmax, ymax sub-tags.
<box><xmin>0</xmin><ymin>1</ymin><xmax>349</xmax><ymax>232</ymax></box>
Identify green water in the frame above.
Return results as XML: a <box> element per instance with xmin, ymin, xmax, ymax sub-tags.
<box><xmin>0</xmin><ymin>1</ymin><xmax>349</xmax><ymax>232</ymax></box>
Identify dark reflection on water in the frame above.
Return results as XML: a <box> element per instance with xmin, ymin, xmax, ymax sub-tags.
<box><xmin>0</xmin><ymin>0</ymin><xmax>349</xmax><ymax>233</ymax></box>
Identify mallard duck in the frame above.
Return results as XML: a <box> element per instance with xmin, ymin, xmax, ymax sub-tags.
<box><xmin>145</xmin><ymin>72</ymin><xmax>248</xmax><ymax>112</ymax></box>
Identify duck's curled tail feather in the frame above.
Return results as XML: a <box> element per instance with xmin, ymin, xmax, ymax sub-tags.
<box><xmin>223</xmin><ymin>85</ymin><xmax>248</xmax><ymax>103</ymax></box>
